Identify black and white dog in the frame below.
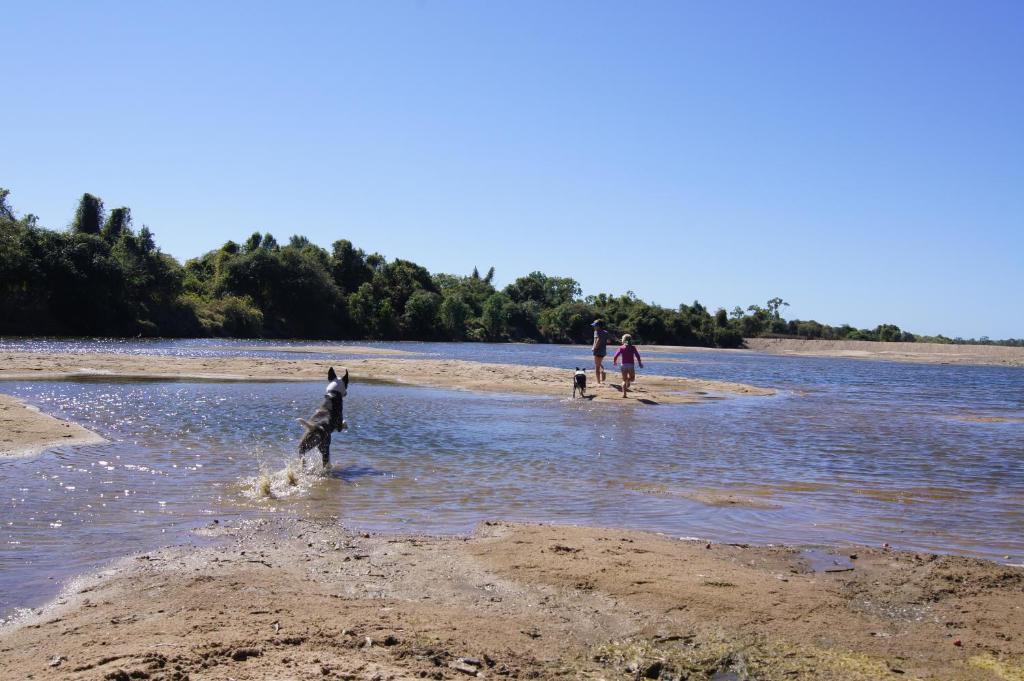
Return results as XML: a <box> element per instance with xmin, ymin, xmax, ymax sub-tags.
<box><xmin>573</xmin><ymin>367</ymin><xmax>587</xmax><ymax>398</ymax></box>
<box><xmin>297</xmin><ymin>367</ymin><xmax>348</xmax><ymax>467</ymax></box>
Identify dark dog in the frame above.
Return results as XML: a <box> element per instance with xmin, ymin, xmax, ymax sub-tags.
<box><xmin>297</xmin><ymin>367</ymin><xmax>348</xmax><ymax>467</ymax></box>
<box><xmin>573</xmin><ymin>367</ymin><xmax>587</xmax><ymax>398</ymax></box>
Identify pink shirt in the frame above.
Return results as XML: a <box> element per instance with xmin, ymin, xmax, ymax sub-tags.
<box><xmin>613</xmin><ymin>344</ymin><xmax>642</xmax><ymax>365</ymax></box>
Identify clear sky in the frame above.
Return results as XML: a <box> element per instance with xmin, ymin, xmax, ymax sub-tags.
<box><xmin>4</xmin><ymin>1</ymin><xmax>1022</xmax><ymax>338</ymax></box>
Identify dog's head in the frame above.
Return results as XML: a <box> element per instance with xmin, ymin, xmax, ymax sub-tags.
<box><xmin>325</xmin><ymin>367</ymin><xmax>349</xmax><ymax>398</ymax></box>
<box><xmin>574</xmin><ymin>367</ymin><xmax>586</xmax><ymax>382</ymax></box>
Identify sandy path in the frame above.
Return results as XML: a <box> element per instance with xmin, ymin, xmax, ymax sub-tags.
<box><xmin>743</xmin><ymin>338</ymin><xmax>1024</xmax><ymax>367</ymax></box>
<box><xmin>0</xmin><ymin>393</ymin><xmax>105</xmax><ymax>457</ymax></box>
<box><xmin>0</xmin><ymin>518</ymin><xmax>1020</xmax><ymax>680</ymax></box>
<box><xmin>0</xmin><ymin>350</ymin><xmax>774</xmax><ymax>405</ymax></box>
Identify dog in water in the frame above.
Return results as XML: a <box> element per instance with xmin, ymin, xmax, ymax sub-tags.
<box><xmin>573</xmin><ymin>367</ymin><xmax>587</xmax><ymax>398</ymax></box>
<box><xmin>297</xmin><ymin>367</ymin><xmax>348</xmax><ymax>468</ymax></box>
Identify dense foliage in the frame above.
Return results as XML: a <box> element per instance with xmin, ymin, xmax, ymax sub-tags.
<box><xmin>1</xmin><ymin>189</ymin><xmax>1018</xmax><ymax>347</ymax></box>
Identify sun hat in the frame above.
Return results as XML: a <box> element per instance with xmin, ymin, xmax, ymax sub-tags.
<box><xmin>591</xmin><ymin>319</ymin><xmax>604</xmax><ymax>327</ymax></box>
<box><xmin>622</xmin><ymin>333</ymin><xmax>633</xmax><ymax>345</ymax></box>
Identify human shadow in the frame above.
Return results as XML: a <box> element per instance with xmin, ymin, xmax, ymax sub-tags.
<box><xmin>606</xmin><ymin>383</ymin><xmax>659</xmax><ymax>405</ymax></box>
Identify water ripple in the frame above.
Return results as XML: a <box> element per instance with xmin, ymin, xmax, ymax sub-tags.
<box><xmin>0</xmin><ymin>342</ymin><xmax>1022</xmax><ymax>620</ymax></box>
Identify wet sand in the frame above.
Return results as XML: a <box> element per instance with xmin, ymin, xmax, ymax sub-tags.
<box><xmin>0</xmin><ymin>393</ymin><xmax>105</xmax><ymax>457</ymax></box>
<box><xmin>0</xmin><ymin>350</ymin><xmax>774</xmax><ymax>405</ymax></box>
<box><xmin>1</xmin><ymin>518</ymin><xmax>1021</xmax><ymax>680</ymax></box>
<box><xmin>744</xmin><ymin>338</ymin><xmax>1024</xmax><ymax>367</ymax></box>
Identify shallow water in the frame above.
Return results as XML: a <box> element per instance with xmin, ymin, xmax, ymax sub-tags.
<box><xmin>1</xmin><ymin>339</ymin><xmax>1022</xmax><ymax>620</ymax></box>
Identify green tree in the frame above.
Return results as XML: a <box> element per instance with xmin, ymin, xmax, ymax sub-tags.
<box><xmin>538</xmin><ymin>301</ymin><xmax>592</xmax><ymax>342</ymax></box>
<box><xmin>766</xmin><ymin>297</ymin><xmax>789</xmax><ymax>320</ymax></box>
<box><xmin>137</xmin><ymin>226</ymin><xmax>156</xmax><ymax>253</ymax></box>
<box><xmin>373</xmin><ymin>258</ymin><xmax>436</xmax><ymax>315</ymax></box>
<box><xmin>481</xmin><ymin>292</ymin><xmax>512</xmax><ymax>340</ymax></box>
<box><xmin>403</xmin><ymin>290</ymin><xmax>442</xmax><ymax>338</ymax></box>
<box><xmin>0</xmin><ymin>188</ymin><xmax>14</xmax><ymax>221</ymax></box>
<box><xmin>347</xmin><ymin>282</ymin><xmax>381</xmax><ymax>338</ymax></box>
<box><xmin>71</xmin><ymin>193</ymin><xmax>104</xmax><ymax>235</ymax></box>
<box><xmin>330</xmin><ymin>239</ymin><xmax>373</xmax><ymax>294</ymax></box>
<box><xmin>439</xmin><ymin>293</ymin><xmax>471</xmax><ymax>339</ymax></box>
<box><xmin>244</xmin><ymin>232</ymin><xmax>262</xmax><ymax>252</ymax></box>
<box><xmin>102</xmin><ymin>207</ymin><xmax>132</xmax><ymax>242</ymax></box>
<box><xmin>874</xmin><ymin>324</ymin><xmax>903</xmax><ymax>342</ymax></box>
<box><xmin>504</xmin><ymin>271</ymin><xmax>581</xmax><ymax>308</ymax></box>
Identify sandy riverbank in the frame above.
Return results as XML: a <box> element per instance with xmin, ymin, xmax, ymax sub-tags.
<box><xmin>0</xmin><ymin>351</ymin><xmax>773</xmax><ymax>405</ymax></box>
<box><xmin>0</xmin><ymin>393</ymin><xmax>105</xmax><ymax>457</ymax></box>
<box><xmin>1</xmin><ymin>518</ymin><xmax>1020</xmax><ymax>680</ymax></box>
<box><xmin>743</xmin><ymin>338</ymin><xmax>1024</xmax><ymax>367</ymax></box>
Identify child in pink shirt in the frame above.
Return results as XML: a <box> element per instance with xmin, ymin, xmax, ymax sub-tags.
<box><xmin>612</xmin><ymin>334</ymin><xmax>643</xmax><ymax>397</ymax></box>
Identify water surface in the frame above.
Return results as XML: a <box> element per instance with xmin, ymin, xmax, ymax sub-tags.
<box><xmin>1</xmin><ymin>339</ymin><xmax>1022</xmax><ymax>621</ymax></box>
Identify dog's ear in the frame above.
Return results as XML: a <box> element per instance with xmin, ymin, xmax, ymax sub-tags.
<box><xmin>327</xmin><ymin>367</ymin><xmax>338</xmax><ymax>382</ymax></box>
<box><xmin>342</xmin><ymin>369</ymin><xmax>349</xmax><ymax>387</ymax></box>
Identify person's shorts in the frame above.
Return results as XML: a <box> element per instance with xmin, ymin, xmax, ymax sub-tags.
<box><xmin>593</xmin><ymin>351</ymin><xmax>606</xmax><ymax>358</ymax></box>
<box><xmin>620</xmin><ymin>363</ymin><xmax>634</xmax><ymax>370</ymax></box>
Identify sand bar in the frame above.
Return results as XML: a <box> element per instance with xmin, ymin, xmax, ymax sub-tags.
<box><xmin>1</xmin><ymin>518</ymin><xmax>1021</xmax><ymax>680</ymax></box>
<box><xmin>636</xmin><ymin>338</ymin><xmax>1024</xmax><ymax>367</ymax></box>
<box><xmin>0</xmin><ymin>350</ymin><xmax>774</xmax><ymax>405</ymax></box>
<box><xmin>0</xmin><ymin>393</ymin><xmax>105</xmax><ymax>457</ymax></box>
<box><xmin>744</xmin><ymin>338</ymin><xmax>1024</xmax><ymax>367</ymax></box>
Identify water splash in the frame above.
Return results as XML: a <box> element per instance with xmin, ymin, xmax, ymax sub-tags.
<box><xmin>241</xmin><ymin>454</ymin><xmax>328</xmax><ymax>501</ymax></box>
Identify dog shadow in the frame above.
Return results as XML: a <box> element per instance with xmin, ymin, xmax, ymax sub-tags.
<box><xmin>574</xmin><ymin>394</ymin><xmax>596</xmax><ymax>401</ymax></box>
<box><xmin>328</xmin><ymin>464</ymin><xmax>389</xmax><ymax>482</ymax></box>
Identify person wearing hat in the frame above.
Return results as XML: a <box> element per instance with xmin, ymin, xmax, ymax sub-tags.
<box><xmin>591</xmin><ymin>319</ymin><xmax>609</xmax><ymax>384</ymax></box>
<box><xmin>612</xmin><ymin>334</ymin><xmax>643</xmax><ymax>397</ymax></box>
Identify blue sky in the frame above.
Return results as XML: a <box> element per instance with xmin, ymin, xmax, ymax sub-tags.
<box><xmin>4</xmin><ymin>1</ymin><xmax>1022</xmax><ymax>338</ymax></box>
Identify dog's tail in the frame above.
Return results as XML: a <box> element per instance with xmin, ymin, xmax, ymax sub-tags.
<box><xmin>297</xmin><ymin>419</ymin><xmax>321</xmax><ymax>455</ymax></box>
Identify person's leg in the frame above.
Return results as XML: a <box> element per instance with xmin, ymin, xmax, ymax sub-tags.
<box><xmin>593</xmin><ymin>354</ymin><xmax>601</xmax><ymax>384</ymax></box>
<box><xmin>627</xmin><ymin>367</ymin><xmax>636</xmax><ymax>391</ymax></box>
<box><xmin>620</xmin><ymin>367</ymin><xmax>629</xmax><ymax>396</ymax></box>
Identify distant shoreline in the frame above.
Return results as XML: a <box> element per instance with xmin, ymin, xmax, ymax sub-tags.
<box><xmin>740</xmin><ymin>337</ymin><xmax>1024</xmax><ymax>367</ymax></box>
<box><xmin>6</xmin><ymin>335</ymin><xmax>1020</xmax><ymax>368</ymax></box>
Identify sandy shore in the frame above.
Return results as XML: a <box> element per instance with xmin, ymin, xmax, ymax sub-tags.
<box><xmin>0</xmin><ymin>393</ymin><xmax>105</xmax><ymax>457</ymax></box>
<box><xmin>743</xmin><ymin>338</ymin><xmax>1024</xmax><ymax>367</ymax></box>
<box><xmin>1</xmin><ymin>518</ymin><xmax>1020</xmax><ymax>681</ymax></box>
<box><xmin>0</xmin><ymin>350</ymin><xmax>774</xmax><ymax>405</ymax></box>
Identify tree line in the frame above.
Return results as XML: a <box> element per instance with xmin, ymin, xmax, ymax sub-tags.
<box><xmin>1</xmin><ymin>189</ymin><xmax>1018</xmax><ymax>347</ymax></box>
